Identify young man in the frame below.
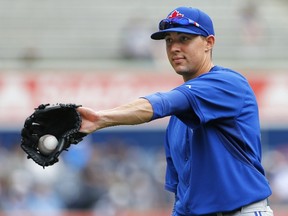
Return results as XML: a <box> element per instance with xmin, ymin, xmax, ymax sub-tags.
<box><xmin>77</xmin><ymin>6</ymin><xmax>274</xmax><ymax>216</ymax></box>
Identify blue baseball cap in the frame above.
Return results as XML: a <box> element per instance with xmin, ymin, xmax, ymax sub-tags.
<box><xmin>151</xmin><ymin>7</ymin><xmax>215</xmax><ymax>40</ymax></box>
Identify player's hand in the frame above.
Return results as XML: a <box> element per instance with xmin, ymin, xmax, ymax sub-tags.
<box><xmin>77</xmin><ymin>107</ymin><xmax>101</xmax><ymax>134</ymax></box>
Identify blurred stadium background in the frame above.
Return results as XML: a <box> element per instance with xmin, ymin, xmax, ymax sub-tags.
<box><xmin>0</xmin><ymin>0</ymin><xmax>288</xmax><ymax>215</ymax></box>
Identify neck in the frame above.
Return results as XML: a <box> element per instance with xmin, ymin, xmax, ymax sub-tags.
<box><xmin>182</xmin><ymin>62</ymin><xmax>214</xmax><ymax>82</ymax></box>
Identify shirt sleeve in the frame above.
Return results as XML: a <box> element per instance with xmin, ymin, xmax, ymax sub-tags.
<box><xmin>175</xmin><ymin>72</ymin><xmax>247</xmax><ymax>124</ymax></box>
<box><xmin>143</xmin><ymin>69</ymin><xmax>249</xmax><ymax>126</ymax></box>
<box><xmin>142</xmin><ymin>90</ymin><xmax>191</xmax><ymax>120</ymax></box>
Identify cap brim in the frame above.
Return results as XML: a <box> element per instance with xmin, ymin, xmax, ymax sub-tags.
<box><xmin>151</xmin><ymin>27</ymin><xmax>203</xmax><ymax>40</ymax></box>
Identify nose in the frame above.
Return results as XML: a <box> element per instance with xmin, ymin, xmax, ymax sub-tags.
<box><xmin>168</xmin><ymin>41</ymin><xmax>181</xmax><ymax>53</ymax></box>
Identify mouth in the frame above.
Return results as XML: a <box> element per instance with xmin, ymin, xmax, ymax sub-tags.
<box><xmin>172</xmin><ymin>56</ymin><xmax>185</xmax><ymax>64</ymax></box>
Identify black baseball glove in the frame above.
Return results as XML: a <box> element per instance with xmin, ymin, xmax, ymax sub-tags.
<box><xmin>21</xmin><ymin>103</ymin><xmax>87</xmax><ymax>168</ymax></box>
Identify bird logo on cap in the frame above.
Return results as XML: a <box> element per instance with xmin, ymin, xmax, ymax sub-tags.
<box><xmin>168</xmin><ymin>10</ymin><xmax>184</xmax><ymax>18</ymax></box>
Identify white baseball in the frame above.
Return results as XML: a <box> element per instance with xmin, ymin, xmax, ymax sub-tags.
<box><xmin>38</xmin><ymin>135</ymin><xmax>58</xmax><ymax>155</ymax></box>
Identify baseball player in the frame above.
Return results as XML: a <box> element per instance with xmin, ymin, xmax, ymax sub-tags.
<box><xmin>77</xmin><ymin>6</ymin><xmax>274</xmax><ymax>216</ymax></box>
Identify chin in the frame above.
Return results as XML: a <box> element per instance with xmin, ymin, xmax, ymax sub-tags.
<box><xmin>174</xmin><ymin>68</ymin><xmax>189</xmax><ymax>75</ymax></box>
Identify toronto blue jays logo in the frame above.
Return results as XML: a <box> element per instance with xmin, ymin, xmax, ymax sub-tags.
<box><xmin>168</xmin><ymin>10</ymin><xmax>184</xmax><ymax>18</ymax></box>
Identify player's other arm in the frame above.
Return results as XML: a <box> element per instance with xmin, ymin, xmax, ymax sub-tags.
<box><xmin>77</xmin><ymin>98</ymin><xmax>153</xmax><ymax>134</ymax></box>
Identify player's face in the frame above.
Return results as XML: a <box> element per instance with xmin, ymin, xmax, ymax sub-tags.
<box><xmin>165</xmin><ymin>32</ymin><xmax>213</xmax><ymax>81</ymax></box>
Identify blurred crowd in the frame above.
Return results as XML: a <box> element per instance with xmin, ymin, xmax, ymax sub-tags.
<box><xmin>263</xmin><ymin>145</ymin><xmax>288</xmax><ymax>205</ymax></box>
<box><xmin>0</xmin><ymin>134</ymin><xmax>288</xmax><ymax>215</ymax></box>
<box><xmin>0</xmin><ymin>136</ymin><xmax>173</xmax><ymax>215</ymax></box>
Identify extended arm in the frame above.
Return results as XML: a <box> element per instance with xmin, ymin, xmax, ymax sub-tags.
<box><xmin>77</xmin><ymin>98</ymin><xmax>153</xmax><ymax>134</ymax></box>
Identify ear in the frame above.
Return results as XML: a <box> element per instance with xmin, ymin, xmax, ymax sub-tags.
<box><xmin>205</xmin><ymin>35</ymin><xmax>215</xmax><ymax>51</ymax></box>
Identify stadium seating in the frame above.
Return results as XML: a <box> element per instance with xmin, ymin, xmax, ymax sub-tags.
<box><xmin>0</xmin><ymin>0</ymin><xmax>287</xmax><ymax>69</ymax></box>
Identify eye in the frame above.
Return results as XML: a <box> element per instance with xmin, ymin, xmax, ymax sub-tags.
<box><xmin>179</xmin><ymin>35</ymin><xmax>190</xmax><ymax>42</ymax></box>
<box><xmin>165</xmin><ymin>37</ymin><xmax>173</xmax><ymax>44</ymax></box>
